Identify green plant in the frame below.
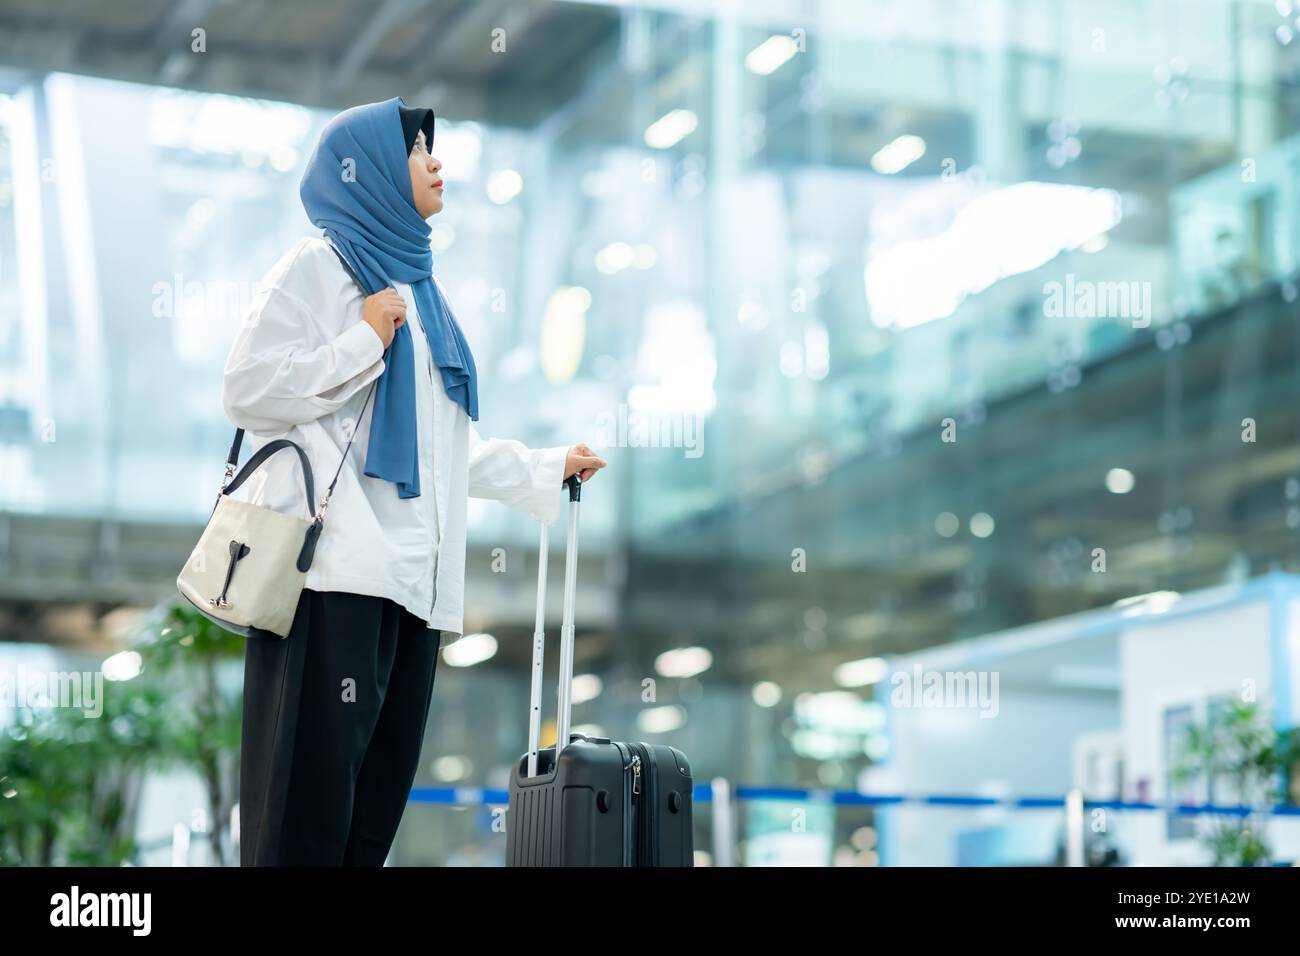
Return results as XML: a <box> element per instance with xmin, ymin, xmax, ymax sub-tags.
<box><xmin>0</xmin><ymin>668</ymin><xmax>175</xmax><ymax>865</ymax></box>
<box><xmin>0</xmin><ymin>600</ymin><xmax>245</xmax><ymax>866</ymax></box>
<box><xmin>136</xmin><ymin>602</ymin><xmax>245</xmax><ymax>865</ymax></box>
<box><xmin>1172</xmin><ymin>700</ymin><xmax>1300</xmax><ymax>866</ymax></box>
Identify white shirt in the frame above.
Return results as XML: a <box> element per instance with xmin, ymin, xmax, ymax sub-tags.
<box><xmin>220</xmin><ymin>236</ymin><xmax>568</xmax><ymax>648</ymax></box>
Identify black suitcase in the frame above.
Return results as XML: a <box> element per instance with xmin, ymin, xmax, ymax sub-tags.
<box><xmin>506</xmin><ymin>476</ymin><xmax>694</xmax><ymax>866</ymax></box>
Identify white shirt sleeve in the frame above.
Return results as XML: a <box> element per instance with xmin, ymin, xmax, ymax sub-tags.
<box><xmin>467</xmin><ymin>424</ymin><xmax>569</xmax><ymax>524</ymax></box>
<box><xmin>222</xmin><ymin>243</ymin><xmax>386</xmax><ymax>435</ymax></box>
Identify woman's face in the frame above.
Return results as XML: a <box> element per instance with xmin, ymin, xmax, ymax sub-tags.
<box><xmin>408</xmin><ymin>130</ymin><xmax>443</xmax><ymax>218</ymax></box>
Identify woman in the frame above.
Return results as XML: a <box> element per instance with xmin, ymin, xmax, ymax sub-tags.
<box><xmin>222</xmin><ymin>97</ymin><xmax>606</xmax><ymax>866</ymax></box>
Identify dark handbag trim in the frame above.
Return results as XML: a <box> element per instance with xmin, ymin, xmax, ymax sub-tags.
<box><xmin>180</xmin><ymin>592</ymin><xmax>253</xmax><ymax>637</ymax></box>
<box><xmin>219</xmin><ymin>438</ymin><xmax>317</xmax><ymax>517</ymax></box>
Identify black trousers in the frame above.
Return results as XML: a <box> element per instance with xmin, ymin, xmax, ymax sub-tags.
<box><xmin>239</xmin><ymin>588</ymin><xmax>440</xmax><ymax>866</ymax></box>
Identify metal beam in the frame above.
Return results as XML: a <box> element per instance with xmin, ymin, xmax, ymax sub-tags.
<box><xmin>323</xmin><ymin>0</ymin><xmax>427</xmax><ymax>99</ymax></box>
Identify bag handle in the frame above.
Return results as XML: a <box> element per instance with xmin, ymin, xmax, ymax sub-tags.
<box><xmin>526</xmin><ymin>475</ymin><xmax>582</xmax><ymax>776</ymax></box>
<box><xmin>553</xmin><ymin>475</ymin><xmax>582</xmax><ymax>762</ymax></box>
<box><xmin>221</xmin><ymin>438</ymin><xmax>316</xmax><ymax>518</ymax></box>
<box><xmin>217</xmin><ymin>241</ymin><xmax>379</xmax><ymax>522</ymax></box>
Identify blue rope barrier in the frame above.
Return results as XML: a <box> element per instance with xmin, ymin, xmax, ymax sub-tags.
<box><xmin>406</xmin><ymin>784</ymin><xmax>1300</xmax><ymax>817</ymax></box>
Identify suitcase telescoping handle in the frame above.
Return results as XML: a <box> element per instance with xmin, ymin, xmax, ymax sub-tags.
<box><xmin>526</xmin><ymin>474</ymin><xmax>583</xmax><ymax>777</ymax></box>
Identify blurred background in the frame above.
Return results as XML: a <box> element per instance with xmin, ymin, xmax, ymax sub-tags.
<box><xmin>2</xmin><ymin>0</ymin><xmax>1300</xmax><ymax>866</ymax></box>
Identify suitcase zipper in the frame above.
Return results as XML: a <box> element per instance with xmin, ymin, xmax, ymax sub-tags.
<box><xmin>617</xmin><ymin>742</ymin><xmax>636</xmax><ymax>866</ymax></box>
<box><xmin>632</xmin><ymin>743</ymin><xmax>658</xmax><ymax>866</ymax></box>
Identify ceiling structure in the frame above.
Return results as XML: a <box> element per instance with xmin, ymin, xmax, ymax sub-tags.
<box><xmin>0</xmin><ymin>0</ymin><xmax>622</xmax><ymax>127</ymax></box>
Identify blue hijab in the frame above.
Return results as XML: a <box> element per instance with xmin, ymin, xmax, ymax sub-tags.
<box><xmin>300</xmin><ymin>97</ymin><xmax>479</xmax><ymax>499</ymax></box>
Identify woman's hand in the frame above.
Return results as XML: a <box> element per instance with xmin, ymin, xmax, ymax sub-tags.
<box><xmin>564</xmin><ymin>444</ymin><xmax>607</xmax><ymax>482</ymax></box>
<box><xmin>362</xmin><ymin>288</ymin><xmax>406</xmax><ymax>349</ymax></box>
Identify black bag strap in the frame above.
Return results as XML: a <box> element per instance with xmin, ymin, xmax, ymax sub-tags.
<box><xmin>327</xmin><ymin>239</ymin><xmax>370</xmax><ymax>292</ymax></box>
<box><xmin>219</xmin><ymin>241</ymin><xmax>378</xmax><ymax>522</ymax></box>
<box><xmin>222</xmin><ymin>438</ymin><xmax>316</xmax><ymax>518</ymax></box>
<box><xmin>316</xmin><ymin>242</ymin><xmax>379</xmax><ymax>518</ymax></box>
